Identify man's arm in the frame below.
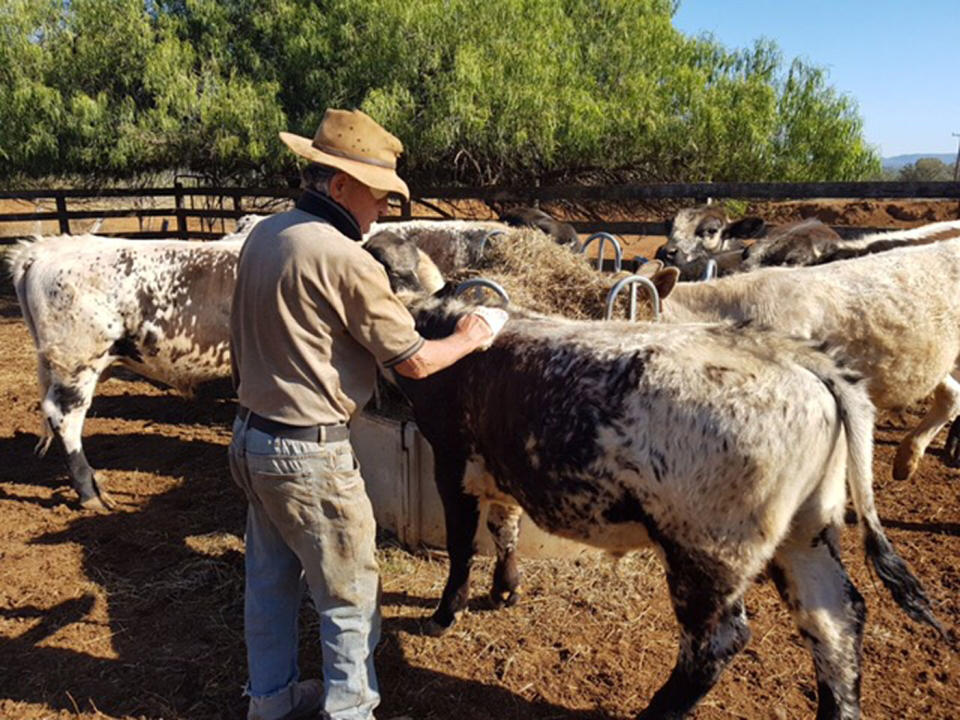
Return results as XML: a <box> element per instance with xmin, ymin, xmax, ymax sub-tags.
<box><xmin>393</xmin><ymin>313</ymin><xmax>497</xmax><ymax>379</ymax></box>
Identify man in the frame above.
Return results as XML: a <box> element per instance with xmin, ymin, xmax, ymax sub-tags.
<box><xmin>228</xmin><ymin>109</ymin><xmax>504</xmax><ymax>720</ymax></box>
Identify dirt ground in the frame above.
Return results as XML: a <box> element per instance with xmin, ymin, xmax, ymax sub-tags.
<box><xmin>0</xmin><ymin>258</ymin><xmax>958</xmax><ymax>720</ymax></box>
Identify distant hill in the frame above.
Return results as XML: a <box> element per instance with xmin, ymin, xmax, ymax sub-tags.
<box><xmin>882</xmin><ymin>153</ymin><xmax>956</xmax><ymax>170</ymax></box>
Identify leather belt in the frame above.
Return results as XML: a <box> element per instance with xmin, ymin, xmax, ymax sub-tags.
<box><xmin>237</xmin><ymin>406</ymin><xmax>350</xmax><ymax>443</ymax></box>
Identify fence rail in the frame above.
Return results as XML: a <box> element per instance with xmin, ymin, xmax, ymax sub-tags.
<box><xmin>1</xmin><ymin>181</ymin><xmax>958</xmax><ymax>242</ymax></box>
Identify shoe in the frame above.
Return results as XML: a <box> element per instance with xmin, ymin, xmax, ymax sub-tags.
<box><xmin>247</xmin><ymin>679</ymin><xmax>323</xmax><ymax>720</ymax></box>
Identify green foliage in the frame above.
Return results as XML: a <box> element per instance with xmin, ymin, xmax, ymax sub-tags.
<box><xmin>897</xmin><ymin>157</ymin><xmax>955</xmax><ymax>182</ymax></box>
<box><xmin>1</xmin><ymin>0</ymin><xmax>882</xmax><ymax>184</ymax></box>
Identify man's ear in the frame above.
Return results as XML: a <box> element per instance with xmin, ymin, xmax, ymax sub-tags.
<box><xmin>327</xmin><ymin>171</ymin><xmax>350</xmax><ymax>203</ymax></box>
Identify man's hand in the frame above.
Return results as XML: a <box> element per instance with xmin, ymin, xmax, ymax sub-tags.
<box><xmin>458</xmin><ymin>307</ymin><xmax>508</xmax><ymax>351</ymax></box>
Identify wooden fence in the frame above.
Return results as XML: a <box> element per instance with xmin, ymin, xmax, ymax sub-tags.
<box><xmin>1</xmin><ymin>180</ymin><xmax>959</xmax><ymax>242</ymax></box>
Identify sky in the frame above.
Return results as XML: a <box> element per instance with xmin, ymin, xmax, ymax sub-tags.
<box><xmin>672</xmin><ymin>1</ymin><xmax>960</xmax><ymax>158</ymax></box>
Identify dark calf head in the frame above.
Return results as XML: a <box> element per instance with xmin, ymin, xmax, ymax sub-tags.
<box><xmin>499</xmin><ymin>207</ymin><xmax>580</xmax><ymax>249</ymax></box>
<box><xmin>365</xmin><ymin>230</ymin><xmax>430</xmax><ymax>293</ymax></box>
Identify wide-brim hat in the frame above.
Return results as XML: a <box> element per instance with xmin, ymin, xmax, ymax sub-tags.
<box><xmin>280</xmin><ymin>109</ymin><xmax>410</xmax><ymax>200</ymax></box>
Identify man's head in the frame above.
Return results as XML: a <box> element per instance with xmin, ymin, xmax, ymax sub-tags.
<box><xmin>280</xmin><ymin>109</ymin><xmax>409</xmax><ymax>233</ymax></box>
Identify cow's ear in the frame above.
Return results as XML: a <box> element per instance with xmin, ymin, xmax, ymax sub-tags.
<box><xmin>651</xmin><ymin>267</ymin><xmax>680</xmax><ymax>299</ymax></box>
<box><xmin>433</xmin><ymin>282</ymin><xmax>457</xmax><ymax>299</ymax></box>
<box><xmin>723</xmin><ymin>216</ymin><xmax>765</xmax><ymax>239</ymax></box>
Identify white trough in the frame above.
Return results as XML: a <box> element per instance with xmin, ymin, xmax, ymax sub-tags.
<box><xmin>351</xmin><ymin>411</ymin><xmax>594</xmax><ymax>559</ymax></box>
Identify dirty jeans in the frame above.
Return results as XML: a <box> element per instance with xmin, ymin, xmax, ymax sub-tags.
<box><xmin>228</xmin><ymin>416</ymin><xmax>381</xmax><ymax>720</ymax></box>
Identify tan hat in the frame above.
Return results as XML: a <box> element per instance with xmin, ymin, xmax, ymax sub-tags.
<box><xmin>279</xmin><ymin>109</ymin><xmax>410</xmax><ymax>200</ymax></box>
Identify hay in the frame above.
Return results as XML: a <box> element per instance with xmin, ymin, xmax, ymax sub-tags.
<box><xmin>447</xmin><ymin>228</ymin><xmax>655</xmax><ymax>320</ymax></box>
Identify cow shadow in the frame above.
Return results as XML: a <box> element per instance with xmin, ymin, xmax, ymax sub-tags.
<box><xmin>88</xmin><ymin>390</ymin><xmax>236</xmax><ymax>427</ymax></box>
<box><xmin>0</xmin><ymin>430</ymin><xmax>230</xmax><ymax>504</ymax></box>
<box><xmin>381</xmin><ymin>590</ymin><xmax>526</xmax><ymax>619</ymax></box>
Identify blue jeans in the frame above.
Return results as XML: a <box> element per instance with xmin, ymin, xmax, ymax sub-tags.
<box><xmin>229</xmin><ymin>416</ymin><xmax>381</xmax><ymax>720</ymax></box>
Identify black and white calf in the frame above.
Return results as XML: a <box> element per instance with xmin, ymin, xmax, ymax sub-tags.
<box><xmin>388</xmin><ymin>296</ymin><xmax>942</xmax><ymax>719</ymax></box>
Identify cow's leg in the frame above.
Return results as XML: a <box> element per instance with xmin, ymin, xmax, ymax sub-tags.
<box><xmin>34</xmin><ymin>357</ymin><xmax>54</xmax><ymax>456</ymax></box>
<box><xmin>426</xmin><ymin>454</ymin><xmax>479</xmax><ymax>636</ymax></box>
<box><xmin>943</xmin><ymin>416</ymin><xmax>960</xmax><ymax>468</ymax></box>
<box><xmin>893</xmin><ymin>373</ymin><xmax>960</xmax><ymax>480</ymax></box>
<box><xmin>638</xmin><ymin>550</ymin><xmax>752</xmax><ymax>719</ymax></box>
<box><xmin>486</xmin><ymin>502</ymin><xmax>523</xmax><ymax>608</ymax></box>
<box><xmin>770</xmin><ymin>526</ymin><xmax>866</xmax><ymax>720</ymax></box>
<box><xmin>41</xmin><ymin>361</ymin><xmax>114</xmax><ymax>511</ymax></box>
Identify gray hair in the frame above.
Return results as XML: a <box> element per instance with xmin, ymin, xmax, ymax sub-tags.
<box><xmin>300</xmin><ymin>163</ymin><xmax>338</xmax><ymax>195</ymax></box>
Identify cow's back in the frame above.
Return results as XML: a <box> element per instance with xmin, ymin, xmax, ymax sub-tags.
<box><xmin>442</xmin><ymin>317</ymin><xmax>846</xmax><ymax>554</ymax></box>
<box><xmin>665</xmin><ymin>238</ymin><xmax>960</xmax><ymax>407</ymax></box>
<box><xmin>12</xmin><ymin>235</ymin><xmax>241</xmax><ymax>390</ymax></box>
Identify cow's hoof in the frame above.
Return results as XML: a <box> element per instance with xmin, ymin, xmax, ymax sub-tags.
<box><xmin>80</xmin><ymin>489</ymin><xmax>116</xmax><ymax>513</ymax></box>
<box><xmin>422</xmin><ymin>617</ymin><xmax>452</xmax><ymax>637</ymax></box>
<box><xmin>489</xmin><ymin>587</ymin><xmax>521</xmax><ymax>609</ymax></box>
<box><xmin>892</xmin><ymin>446</ymin><xmax>919</xmax><ymax>481</ymax></box>
<box><xmin>943</xmin><ymin>430</ymin><xmax>960</xmax><ymax>468</ymax></box>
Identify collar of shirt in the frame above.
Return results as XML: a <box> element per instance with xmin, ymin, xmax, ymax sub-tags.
<box><xmin>295</xmin><ymin>189</ymin><xmax>363</xmax><ymax>241</ymax></box>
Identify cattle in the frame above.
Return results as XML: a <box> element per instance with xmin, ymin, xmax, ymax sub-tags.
<box><xmin>365</xmin><ymin>220</ymin><xmax>506</xmax><ymax>275</ymax></box>
<box><xmin>498</xmin><ymin>207</ymin><xmax>580</xmax><ymax>249</ymax></box>
<box><xmin>7</xmin><ymin>218</ymin><xmax>444</xmax><ymax>510</ymax></box>
<box><xmin>655</xmin><ymin>205</ymin><xmax>766</xmax><ymax>278</ymax></box>
<box><xmin>363</xmin><ymin>230</ymin><xmax>446</xmax><ymax>294</ymax></box>
<box><xmin>657</xmin><ymin>204</ymin><xmax>960</xmax><ymax>279</ymax></box>
<box><xmin>647</xmin><ymin>223</ymin><xmax>960</xmax><ymax>480</ymax></box>
<box><xmin>386</xmin><ymin>293</ymin><xmax>942</xmax><ymax>719</ymax></box>
<box><xmin>8</xmin><ymin>233</ymin><xmax>243</xmax><ymax>509</ymax></box>
<box><xmin>740</xmin><ymin>217</ymin><xmax>843</xmax><ymax>269</ymax></box>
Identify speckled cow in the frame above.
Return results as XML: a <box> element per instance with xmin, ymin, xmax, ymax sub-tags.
<box><xmin>651</xmin><ymin>223</ymin><xmax>960</xmax><ymax>480</ymax></box>
<box><xmin>389</xmin><ymin>295</ymin><xmax>942</xmax><ymax>719</ymax></box>
<box><xmin>8</xmin><ymin>233</ymin><xmax>243</xmax><ymax>510</ymax></box>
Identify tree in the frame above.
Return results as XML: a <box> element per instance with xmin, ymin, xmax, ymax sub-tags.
<box><xmin>0</xmin><ymin>0</ymin><xmax>882</xmax><ymax>185</ymax></box>
<box><xmin>898</xmin><ymin>158</ymin><xmax>954</xmax><ymax>182</ymax></box>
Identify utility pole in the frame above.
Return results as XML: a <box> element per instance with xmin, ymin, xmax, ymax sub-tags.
<box><xmin>954</xmin><ymin>133</ymin><xmax>960</xmax><ymax>181</ymax></box>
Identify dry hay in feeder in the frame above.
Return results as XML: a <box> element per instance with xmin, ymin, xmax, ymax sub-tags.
<box><xmin>449</xmin><ymin>228</ymin><xmax>656</xmax><ymax>321</ymax></box>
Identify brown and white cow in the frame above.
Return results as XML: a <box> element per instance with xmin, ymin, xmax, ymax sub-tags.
<box><xmin>654</xmin><ymin>205</ymin><xmax>767</xmax><ymax>279</ymax></box>
<box><xmin>657</xmin><ymin>204</ymin><xmax>960</xmax><ymax>279</ymax></box>
<box><xmin>387</xmin><ymin>293</ymin><xmax>942</xmax><ymax>719</ymax></box>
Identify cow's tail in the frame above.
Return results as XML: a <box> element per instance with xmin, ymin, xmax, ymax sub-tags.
<box><xmin>6</xmin><ymin>239</ymin><xmax>42</xmax><ymax>344</ymax></box>
<box><xmin>5</xmin><ymin>239</ymin><xmax>54</xmax><ymax>455</ymax></box>
<box><xmin>815</xmin><ymin>352</ymin><xmax>945</xmax><ymax>638</ymax></box>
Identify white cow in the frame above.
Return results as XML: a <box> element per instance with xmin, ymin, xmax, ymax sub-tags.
<box><xmin>8</xmin><ymin>233</ymin><xmax>244</xmax><ymax>509</ymax></box>
<box><xmin>646</xmin><ymin>221</ymin><xmax>960</xmax><ymax>480</ymax></box>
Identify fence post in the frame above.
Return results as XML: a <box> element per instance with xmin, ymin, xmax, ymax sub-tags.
<box><xmin>400</xmin><ymin>198</ymin><xmax>412</xmax><ymax>220</ymax></box>
<box><xmin>55</xmin><ymin>192</ymin><xmax>70</xmax><ymax>234</ymax></box>
<box><xmin>174</xmin><ymin>181</ymin><xmax>187</xmax><ymax>239</ymax></box>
